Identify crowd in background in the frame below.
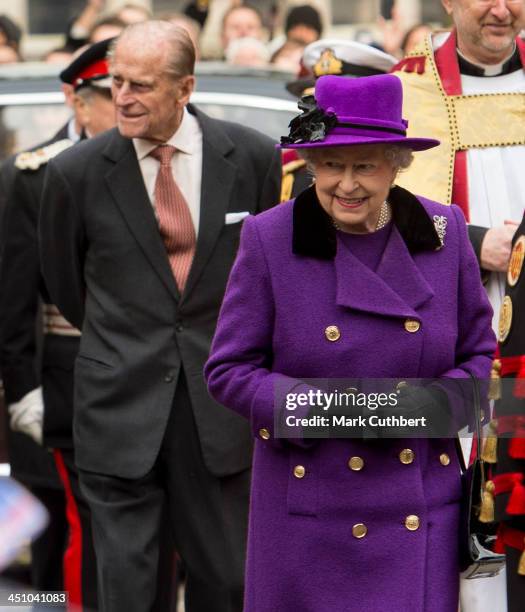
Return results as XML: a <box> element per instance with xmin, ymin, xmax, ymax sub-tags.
<box><xmin>0</xmin><ymin>1</ymin><xmax>440</xmax><ymax>73</ymax></box>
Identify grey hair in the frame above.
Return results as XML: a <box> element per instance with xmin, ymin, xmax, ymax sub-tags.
<box><xmin>74</xmin><ymin>85</ymin><xmax>111</xmax><ymax>102</ymax></box>
<box><xmin>383</xmin><ymin>145</ymin><xmax>414</xmax><ymax>170</ymax></box>
<box><xmin>298</xmin><ymin>144</ymin><xmax>414</xmax><ymax>172</ymax></box>
<box><xmin>108</xmin><ymin>20</ymin><xmax>196</xmax><ymax>80</ymax></box>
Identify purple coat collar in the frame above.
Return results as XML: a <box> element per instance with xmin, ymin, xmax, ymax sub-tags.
<box><xmin>334</xmin><ymin>225</ymin><xmax>435</xmax><ymax>318</ymax></box>
<box><xmin>292</xmin><ymin>184</ymin><xmax>442</xmax><ymax>260</ymax></box>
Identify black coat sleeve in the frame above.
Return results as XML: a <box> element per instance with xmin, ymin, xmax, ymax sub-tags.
<box><xmin>0</xmin><ymin>164</ymin><xmax>42</xmax><ymax>403</ymax></box>
<box><xmin>257</xmin><ymin>148</ymin><xmax>282</xmax><ymax>214</ymax></box>
<box><xmin>468</xmin><ymin>224</ymin><xmax>490</xmax><ymax>284</ymax></box>
<box><xmin>39</xmin><ymin>159</ymin><xmax>86</xmax><ymax>330</ymax></box>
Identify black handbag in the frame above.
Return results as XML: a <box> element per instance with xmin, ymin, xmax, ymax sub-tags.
<box><xmin>458</xmin><ymin>374</ymin><xmax>506</xmax><ymax>579</ymax></box>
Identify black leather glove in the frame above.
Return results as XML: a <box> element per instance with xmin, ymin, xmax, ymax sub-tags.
<box><xmin>375</xmin><ymin>384</ymin><xmax>451</xmax><ymax>438</ymax></box>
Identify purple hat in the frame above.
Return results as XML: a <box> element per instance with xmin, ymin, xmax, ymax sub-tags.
<box><xmin>280</xmin><ymin>74</ymin><xmax>439</xmax><ymax>151</ymax></box>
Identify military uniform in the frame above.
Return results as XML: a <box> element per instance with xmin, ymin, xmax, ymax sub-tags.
<box><xmin>491</xmin><ymin>214</ymin><xmax>525</xmax><ymax>612</ymax></box>
<box><xmin>280</xmin><ymin>148</ymin><xmax>310</xmax><ymax>203</ymax></box>
<box><xmin>0</xmin><ymin>127</ymin><xmax>102</xmax><ymax>608</ymax></box>
<box><xmin>0</xmin><ymin>127</ymin><xmax>71</xmax><ymax>592</ymax></box>
<box><xmin>0</xmin><ymin>37</ymin><xmax>119</xmax><ymax>609</ymax></box>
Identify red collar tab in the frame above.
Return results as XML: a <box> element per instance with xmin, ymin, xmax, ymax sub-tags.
<box><xmin>517</xmin><ymin>37</ymin><xmax>525</xmax><ymax>68</ymax></box>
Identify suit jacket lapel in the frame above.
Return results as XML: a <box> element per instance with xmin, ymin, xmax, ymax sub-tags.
<box><xmin>182</xmin><ymin>108</ymin><xmax>236</xmax><ymax>300</ymax></box>
<box><xmin>335</xmin><ymin>225</ymin><xmax>434</xmax><ymax>318</ymax></box>
<box><xmin>103</xmin><ymin>130</ymin><xmax>180</xmax><ymax>302</ymax></box>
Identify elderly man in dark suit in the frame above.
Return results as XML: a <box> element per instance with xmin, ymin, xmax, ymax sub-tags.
<box><xmin>39</xmin><ymin>20</ymin><xmax>280</xmax><ymax>612</ymax></box>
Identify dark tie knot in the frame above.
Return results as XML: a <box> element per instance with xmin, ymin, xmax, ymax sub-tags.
<box><xmin>150</xmin><ymin>145</ymin><xmax>176</xmax><ymax>166</ymax></box>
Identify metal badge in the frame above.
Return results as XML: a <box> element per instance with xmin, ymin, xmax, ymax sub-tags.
<box><xmin>498</xmin><ymin>295</ymin><xmax>513</xmax><ymax>343</ymax></box>
<box><xmin>507</xmin><ymin>235</ymin><xmax>525</xmax><ymax>288</ymax></box>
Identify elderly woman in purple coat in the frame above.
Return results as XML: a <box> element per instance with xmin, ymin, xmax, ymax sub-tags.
<box><xmin>204</xmin><ymin>74</ymin><xmax>495</xmax><ymax>612</ymax></box>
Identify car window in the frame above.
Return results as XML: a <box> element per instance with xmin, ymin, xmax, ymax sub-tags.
<box><xmin>0</xmin><ymin>103</ymin><xmax>70</xmax><ymax>159</ymax></box>
<box><xmin>194</xmin><ymin>103</ymin><xmax>294</xmax><ymax>142</ymax></box>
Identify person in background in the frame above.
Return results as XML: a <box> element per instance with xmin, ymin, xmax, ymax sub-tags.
<box><xmin>184</xmin><ymin>0</ymin><xmax>210</xmax><ymax>28</ymax></box>
<box><xmin>284</xmin><ymin>4</ymin><xmax>322</xmax><ymax>45</ymax></box>
<box><xmin>225</xmin><ymin>36</ymin><xmax>270</xmax><ymax>66</ymax></box>
<box><xmin>281</xmin><ymin>38</ymin><xmax>396</xmax><ymax>202</ymax></box>
<box><xmin>205</xmin><ymin>73</ymin><xmax>495</xmax><ymax>612</ymax></box>
<box><xmin>116</xmin><ymin>3</ymin><xmax>151</xmax><ymax>24</ymax></box>
<box><xmin>401</xmin><ymin>23</ymin><xmax>433</xmax><ymax>55</ymax></box>
<box><xmin>0</xmin><ymin>43</ymin><xmax>86</xmax><ymax>603</ymax></box>
<box><xmin>391</xmin><ymin>1</ymin><xmax>525</xmax><ymax>609</ymax></box>
<box><xmin>0</xmin><ymin>14</ymin><xmax>22</xmax><ymax>56</ymax></box>
<box><xmin>221</xmin><ymin>3</ymin><xmax>265</xmax><ymax>52</ymax></box>
<box><xmin>88</xmin><ymin>16</ymin><xmax>127</xmax><ymax>44</ymax></box>
<box><xmin>491</xmin><ymin>212</ymin><xmax>525</xmax><ymax>612</ymax></box>
<box><xmin>44</xmin><ymin>46</ymin><xmax>75</xmax><ymax>64</ymax></box>
<box><xmin>0</xmin><ymin>39</ymin><xmax>117</xmax><ymax>611</ymax></box>
<box><xmin>39</xmin><ymin>21</ymin><xmax>280</xmax><ymax>612</ymax></box>
<box><xmin>159</xmin><ymin>12</ymin><xmax>202</xmax><ymax>60</ymax></box>
<box><xmin>67</xmin><ymin>1</ymin><xmax>148</xmax><ymax>50</ymax></box>
<box><xmin>391</xmin><ymin>0</ymin><xmax>524</xmax><ymax>333</ymax></box>
<box><xmin>0</xmin><ymin>46</ymin><xmax>21</xmax><ymax>63</ymax></box>
<box><xmin>270</xmin><ymin>38</ymin><xmax>306</xmax><ymax>72</ymax></box>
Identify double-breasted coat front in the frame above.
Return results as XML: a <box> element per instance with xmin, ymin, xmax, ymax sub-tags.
<box><xmin>205</xmin><ymin>186</ymin><xmax>495</xmax><ymax>612</ymax></box>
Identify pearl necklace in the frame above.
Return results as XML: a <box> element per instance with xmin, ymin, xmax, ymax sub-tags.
<box><xmin>332</xmin><ymin>201</ymin><xmax>391</xmax><ymax>232</ymax></box>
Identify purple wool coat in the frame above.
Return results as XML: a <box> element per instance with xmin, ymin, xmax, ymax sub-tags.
<box><xmin>205</xmin><ymin>186</ymin><xmax>496</xmax><ymax>612</ymax></box>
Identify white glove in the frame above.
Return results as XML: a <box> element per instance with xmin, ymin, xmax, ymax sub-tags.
<box><xmin>8</xmin><ymin>387</ymin><xmax>44</xmax><ymax>445</ymax></box>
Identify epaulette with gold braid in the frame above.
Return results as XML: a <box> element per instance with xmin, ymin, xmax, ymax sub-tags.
<box><xmin>15</xmin><ymin>138</ymin><xmax>74</xmax><ymax>171</ymax></box>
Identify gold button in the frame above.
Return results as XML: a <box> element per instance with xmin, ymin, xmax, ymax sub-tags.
<box><xmin>325</xmin><ymin>325</ymin><xmax>341</xmax><ymax>342</ymax></box>
<box><xmin>399</xmin><ymin>449</ymin><xmax>415</xmax><ymax>465</ymax></box>
<box><xmin>396</xmin><ymin>381</ymin><xmax>408</xmax><ymax>392</ymax></box>
<box><xmin>352</xmin><ymin>523</ymin><xmax>367</xmax><ymax>539</ymax></box>
<box><xmin>405</xmin><ymin>515</ymin><xmax>420</xmax><ymax>531</ymax></box>
<box><xmin>404</xmin><ymin>319</ymin><xmax>420</xmax><ymax>333</ymax></box>
<box><xmin>293</xmin><ymin>465</ymin><xmax>306</xmax><ymax>479</ymax></box>
<box><xmin>348</xmin><ymin>456</ymin><xmax>364</xmax><ymax>471</ymax></box>
<box><xmin>439</xmin><ymin>453</ymin><xmax>451</xmax><ymax>466</ymax></box>
<box><xmin>258</xmin><ymin>428</ymin><xmax>270</xmax><ymax>440</ymax></box>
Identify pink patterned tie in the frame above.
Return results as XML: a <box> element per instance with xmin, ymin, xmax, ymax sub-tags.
<box><xmin>149</xmin><ymin>145</ymin><xmax>196</xmax><ymax>292</ymax></box>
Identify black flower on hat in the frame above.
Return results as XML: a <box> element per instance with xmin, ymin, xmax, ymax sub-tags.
<box><xmin>281</xmin><ymin>95</ymin><xmax>337</xmax><ymax>145</ymax></box>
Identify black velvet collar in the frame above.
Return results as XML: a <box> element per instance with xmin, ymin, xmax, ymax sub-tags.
<box><xmin>292</xmin><ymin>184</ymin><xmax>442</xmax><ymax>259</ymax></box>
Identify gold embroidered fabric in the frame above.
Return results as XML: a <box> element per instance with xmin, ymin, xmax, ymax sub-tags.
<box><xmin>392</xmin><ymin>36</ymin><xmax>525</xmax><ymax>205</ymax></box>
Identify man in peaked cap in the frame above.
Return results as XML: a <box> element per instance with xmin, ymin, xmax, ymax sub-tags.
<box><xmin>0</xmin><ymin>38</ymin><xmax>116</xmax><ymax>610</ymax></box>
<box><xmin>281</xmin><ymin>39</ymin><xmax>396</xmax><ymax>202</ymax></box>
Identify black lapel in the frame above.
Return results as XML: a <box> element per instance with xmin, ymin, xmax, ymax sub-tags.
<box><xmin>181</xmin><ymin>107</ymin><xmax>236</xmax><ymax>300</ymax></box>
<box><xmin>102</xmin><ymin>129</ymin><xmax>180</xmax><ymax>302</ymax></box>
<box><xmin>292</xmin><ymin>184</ymin><xmax>442</xmax><ymax>260</ymax></box>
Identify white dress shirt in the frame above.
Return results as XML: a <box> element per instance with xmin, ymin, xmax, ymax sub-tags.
<box><xmin>461</xmin><ymin>69</ymin><xmax>525</xmax><ymax>331</ymax></box>
<box><xmin>133</xmin><ymin>108</ymin><xmax>203</xmax><ymax>234</ymax></box>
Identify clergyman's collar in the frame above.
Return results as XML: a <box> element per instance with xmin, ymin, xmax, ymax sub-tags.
<box><xmin>457</xmin><ymin>44</ymin><xmax>521</xmax><ymax>77</ymax></box>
